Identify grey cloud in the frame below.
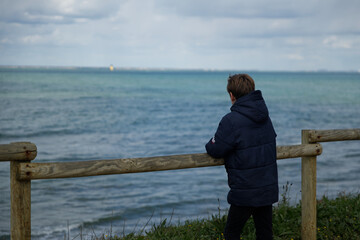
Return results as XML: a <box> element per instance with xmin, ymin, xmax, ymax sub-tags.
<box><xmin>1</xmin><ymin>0</ymin><xmax>359</xmax><ymax>71</ymax></box>
<box><xmin>0</xmin><ymin>0</ymin><xmax>124</xmax><ymax>24</ymax></box>
<box><xmin>154</xmin><ymin>0</ymin><xmax>360</xmax><ymax>37</ymax></box>
<box><xmin>155</xmin><ymin>0</ymin><xmax>316</xmax><ymax>19</ymax></box>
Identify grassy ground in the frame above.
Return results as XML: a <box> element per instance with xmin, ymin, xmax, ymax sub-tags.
<box><xmin>78</xmin><ymin>192</ymin><xmax>360</xmax><ymax>240</ymax></box>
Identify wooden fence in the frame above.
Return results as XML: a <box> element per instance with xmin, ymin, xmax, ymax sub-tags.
<box><xmin>1</xmin><ymin>129</ymin><xmax>359</xmax><ymax>240</ymax></box>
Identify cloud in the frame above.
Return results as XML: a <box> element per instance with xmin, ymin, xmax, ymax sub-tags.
<box><xmin>0</xmin><ymin>0</ymin><xmax>360</xmax><ymax>71</ymax></box>
<box><xmin>21</xmin><ymin>34</ymin><xmax>43</xmax><ymax>44</ymax></box>
<box><xmin>286</xmin><ymin>54</ymin><xmax>304</xmax><ymax>61</ymax></box>
<box><xmin>322</xmin><ymin>35</ymin><xmax>360</xmax><ymax>51</ymax></box>
<box><xmin>0</xmin><ymin>38</ymin><xmax>12</xmax><ymax>44</ymax></box>
<box><xmin>0</xmin><ymin>0</ymin><xmax>123</xmax><ymax>24</ymax></box>
<box><xmin>152</xmin><ymin>0</ymin><xmax>360</xmax><ymax>38</ymax></box>
<box><xmin>155</xmin><ymin>0</ymin><xmax>315</xmax><ymax>19</ymax></box>
<box><xmin>323</xmin><ymin>36</ymin><xmax>351</xmax><ymax>49</ymax></box>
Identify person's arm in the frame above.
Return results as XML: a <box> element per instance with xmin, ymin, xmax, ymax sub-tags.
<box><xmin>205</xmin><ymin>116</ymin><xmax>235</xmax><ymax>158</ymax></box>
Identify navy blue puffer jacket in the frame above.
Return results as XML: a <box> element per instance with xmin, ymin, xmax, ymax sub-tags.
<box><xmin>206</xmin><ymin>90</ymin><xmax>278</xmax><ymax>207</ymax></box>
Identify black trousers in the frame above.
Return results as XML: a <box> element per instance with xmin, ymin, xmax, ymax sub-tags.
<box><xmin>224</xmin><ymin>205</ymin><xmax>273</xmax><ymax>240</ymax></box>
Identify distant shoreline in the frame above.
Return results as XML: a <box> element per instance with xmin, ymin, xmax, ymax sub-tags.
<box><xmin>1</xmin><ymin>65</ymin><xmax>359</xmax><ymax>73</ymax></box>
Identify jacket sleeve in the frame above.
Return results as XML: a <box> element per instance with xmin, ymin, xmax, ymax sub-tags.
<box><xmin>205</xmin><ymin>115</ymin><xmax>235</xmax><ymax>158</ymax></box>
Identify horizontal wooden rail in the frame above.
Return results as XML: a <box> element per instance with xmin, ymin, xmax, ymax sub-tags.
<box><xmin>18</xmin><ymin>144</ymin><xmax>322</xmax><ymax>180</ymax></box>
<box><xmin>0</xmin><ymin>142</ymin><xmax>37</xmax><ymax>162</ymax></box>
<box><xmin>307</xmin><ymin>128</ymin><xmax>360</xmax><ymax>143</ymax></box>
<box><xmin>276</xmin><ymin>144</ymin><xmax>322</xmax><ymax>159</ymax></box>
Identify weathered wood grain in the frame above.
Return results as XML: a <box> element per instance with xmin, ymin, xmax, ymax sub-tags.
<box><xmin>0</xmin><ymin>142</ymin><xmax>37</xmax><ymax>162</ymax></box>
<box><xmin>11</xmin><ymin>161</ymin><xmax>31</xmax><ymax>240</ymax></box>
<box><xmin>19</xmin><ymin>144</ymin><xmax>322</xmax><ymax>180</ymax></box>
<box><xmin>20</xmin><ymin>153</ymin><xmax>223</xmax><ymax>180</ymax></box>
<box><xmin>276</xmin><ymin>144</ymin><xmax>322</xmax><ymax>159</ymax></box>
<box><xmin>307</xmin><ymin>129</ymin><xmax>360</xmax><ymax>143</ymax></box>
<box><xmin>301</xmin><ymin>130</ymin><xmax>317</xmax><ymax>240</ymax></box>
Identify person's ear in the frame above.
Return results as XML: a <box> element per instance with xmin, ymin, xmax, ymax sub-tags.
<box><xmin>229</xmin><ymin>92</ymin><xmax>236</xmax><ymax>104</ymax></box>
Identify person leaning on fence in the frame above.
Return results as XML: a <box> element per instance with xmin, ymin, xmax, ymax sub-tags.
<box><xmin>205</xmin><ymin>74</ymin><xmax>278</xmax><ymax>240</ymax></box>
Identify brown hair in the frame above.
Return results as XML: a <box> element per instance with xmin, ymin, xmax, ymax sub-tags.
<box><xmin>227</xmin><ymin>73</ymin><xmax>255</xmax><ymax>99</ymax></box>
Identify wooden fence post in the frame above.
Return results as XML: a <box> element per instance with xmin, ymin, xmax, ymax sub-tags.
<box><xmin>0</xmin><ymin>142</ymin><xmax>37</xmax><ymax>240</ymax></box>
<box><xmin>10</xmin><ymin>160</ymin><xmax>31</xmax><ymax>240</ymax></box>
<box><xmin>301</xmin><ymin>130</ymin><xmax>317</xmax><ymax>240</ymax></box>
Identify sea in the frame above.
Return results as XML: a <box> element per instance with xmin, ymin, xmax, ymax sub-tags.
<box><xmin>0</xmin><ymin>67</ymin><xmax>359</xmax><ymax>239</ymax></box>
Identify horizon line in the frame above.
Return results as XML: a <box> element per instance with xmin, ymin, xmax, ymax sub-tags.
<box><xmin>1</xmin><ymin>64</ymin><xmax>359</xmax><ymax>73</ymax></box>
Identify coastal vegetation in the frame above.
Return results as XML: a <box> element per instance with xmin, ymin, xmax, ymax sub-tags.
<box><xmin>75</xmin><ymin>192</ymin><xmax>360</xmax><ymax>240</ymax></box>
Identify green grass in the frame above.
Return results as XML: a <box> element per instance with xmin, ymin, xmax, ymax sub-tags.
<box><xmin>81</xmin><ymin>192</ymin><xmax>360</xmax><ymax>240</ymax></box>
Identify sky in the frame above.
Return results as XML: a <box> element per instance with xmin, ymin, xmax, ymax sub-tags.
<box><xmin>0</xmin><ymin>0</ymin><xmax>360</xmax><ymax>71</ymax></box>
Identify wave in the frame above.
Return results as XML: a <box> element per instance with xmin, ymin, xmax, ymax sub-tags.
<box><xmin>73</xmin><ymin>196</ymin><xmax>221</xmax><ymax>230</ymax></box>
<box><xmin>26</xmin><ymin>196</ymin><xmax>222</xmax><ymax>240</ymax></box>
<box><xmin>344</xmin><ymin>153</ymin><xmax>360</xmax><ymax>159</ymax></box>
<box><xmin>0</xmin><ymin>129</ymin><xmax>88</xmax><ymax>139</ymax></box>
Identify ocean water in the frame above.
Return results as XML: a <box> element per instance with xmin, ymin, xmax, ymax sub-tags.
<box><xmin>0</xmin><ymin>67</ymin><xmax>359</xmax><ymax>239</ymax></box>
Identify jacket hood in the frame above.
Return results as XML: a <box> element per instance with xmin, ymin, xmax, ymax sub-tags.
<box><xmin>230</xmin><ymin>90</ymin><xmax>269</xmax><ymax>123</ymax></box>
